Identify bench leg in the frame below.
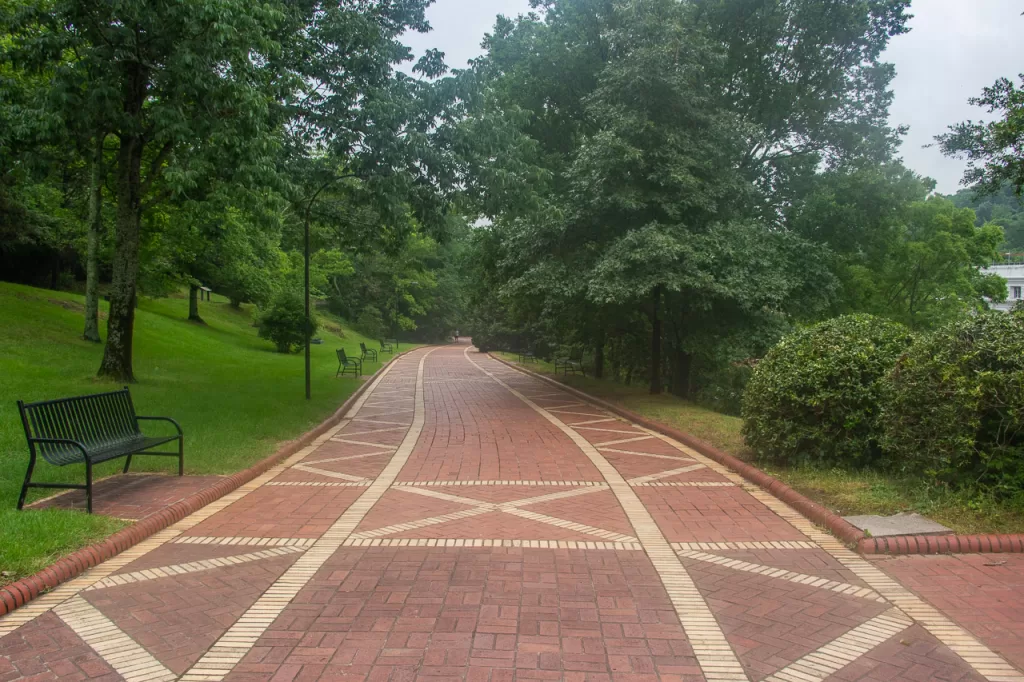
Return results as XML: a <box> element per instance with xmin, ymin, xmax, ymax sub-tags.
<box><xmin>17</xmin><ymin>452</ymin><xmax>36</xmax><ymax>511</ymax></box>
<box><xmin>123</xmin><ymin>454</ymin><xmax>133</xmax><ymax>474</ymax></box>
<box><xmin>85</xmin><ymin>459</ymin><xmax>93</xmax><ymax>514</ymax></box>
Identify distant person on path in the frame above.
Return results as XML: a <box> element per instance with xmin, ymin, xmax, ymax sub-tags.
<box><xmin>454</xmin><ymin>330</ymin><xmax>460</xmax><ymax>342</ymax></box>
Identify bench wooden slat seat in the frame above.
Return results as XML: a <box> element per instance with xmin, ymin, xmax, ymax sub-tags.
<box><xmin>17</xmin><ymin>388</ymin><xmax>183</xmax><ymax>514</ymax></box>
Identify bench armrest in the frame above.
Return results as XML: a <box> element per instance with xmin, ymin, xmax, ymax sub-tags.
<box><xmin>137</xmin><ymin>416</ymin><xmax>183</xmax><ymax>436</ymax></box>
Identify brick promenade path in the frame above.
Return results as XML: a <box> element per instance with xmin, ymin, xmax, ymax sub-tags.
<box><xmin>2</xmin><ymin>346</ymin><xmax>1023</xmax><ymax>682</ymax></box>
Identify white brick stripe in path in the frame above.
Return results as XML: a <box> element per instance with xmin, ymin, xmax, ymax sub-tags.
<box><xmin>677</xmin><ymin>549</ymin><xmax>885</xmax><ymax>602</ymax></box>
<box><xmin>763</xmin><ymin>608</ymin><xmax>913</xmax><ymax>682</ymax></box>
<box><xmin>180</xmin><ymin>348</ymin><xmax>436</xmax><ymax>681</ymax></box>
<box><xmin>85</xmin><ymin>546</ymin><xmax>306</xmax><ymax>591</ymax></box>
<box><xmin>173</xmin><ymin>537</ymin><xmax>317</xmax><ymax>548</ymax></box>
<box><xmin>466</xmin><ymin>349</ymin><xmax>750</xmax><ymax>682</ymax></box>
<box><xmin>55</xmin><ymin>596</ymin><xmax>176</xmax><ymax>682</ymax></box>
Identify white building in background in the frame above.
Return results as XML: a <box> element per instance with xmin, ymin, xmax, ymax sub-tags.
<box><xmin>983</xmin><ymin>263</ymin><xmax>1024</xmax><ymax>312</ymax></box>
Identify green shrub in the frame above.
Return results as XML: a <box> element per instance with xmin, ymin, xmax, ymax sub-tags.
<box><xmin>880</xmin><ymin>311</ymin><xmax>1024</xmax><ymax>492</ymax></box>
<box><xmin>355</xmin><ymin>305</ymin><xmax>385</xmax><ymax>341</ymax></box>
<box><xmin>741</xmin><ymin>314</ymin><xmax>914</xmax><ymax>466</ymax></box>
<box><xmin>257</xmin><ymin>289</ymin><xmax>317</xmax><ymax>353</ymax></box>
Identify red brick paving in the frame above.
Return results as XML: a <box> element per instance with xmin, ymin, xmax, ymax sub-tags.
<box><xmin>428</xmin><ymin>486</ymin><xmax>590</xmax><ymax>505</ymax></box>
<box><xmin>354</xmin><ymin>491</ymin><xmax>470</xmax><ymax>532</ymax></box>
<box><xmin>388</xmin><ymin>511</ymin><xmax>603</xmax><ymax>541</ymax></box>
<box><xmin>877</xmin><ymin>554</ymin><xmax>1024</xmax><ymax>673</ymax></box>
<box><xmin>183</xmin><ymin>486</ymin><xmax>364</xmax><ymax>539</ymax></box>
<box><xmin>0</xmin><ymin>611</ymin><xmax>118</xmax><ymax>681</ymax></box>
<box><xmin>234</xmin><ymin>547</ymin><xmax>698</xmax><ymax>681</ymax></box>
<box><xmin>29</xmin><ymin>473</ymin><xmax>224</xmax><ymax>519</ymax></box>
<box><xmin>598</xmin><ymin>451</ymin><xmax>698</xmax><ymax>479</ymax></box>
<box><xmin>700</xmin><ymin>549</ymin><xmax>870</xmax><ymax>588</ymax></box>
<box><xmin>87</xmin><ymin>554</ymin><xmax>302</xmax><ymax>674</ymax></box>
<box><xmin>638</xmin><ymin>487</ymin><xmax>809</xmax><ymax>543</ymax></box>
<box><xmin>526</xmin><ymin>491</ymin><xmax>637</xmax><ymax>538</ymax></box>
<box><xmin>0</xmin><ymin>346</ymin><xmax>1021</xmax><ymax>682</ymax></box>
<box><xmin>830</xmin><ymin>624</ymin><xmax>984</xmax><ymax>682</ymax></box>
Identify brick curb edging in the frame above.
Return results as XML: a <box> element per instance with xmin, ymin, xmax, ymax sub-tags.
<box><xmin>487</xmin><ymin>353</ymin><xmax>866</xmax><ymax>546</ymax></box>
<box><xmin>857</xmin><ymin>534</ymin><xmax>1024</xmax><ymax>555</ymax></box>
<box><xmin>488</xmin><ymin>354</ymin><xmax>1024</xmax><ymax>557</ymax></box>
<box><xmin>0</xmin><ymin>348</ymin><xmax>416</xmax><ymax>618</ymax></box>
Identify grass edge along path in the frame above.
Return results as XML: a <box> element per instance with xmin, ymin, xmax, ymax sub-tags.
<box><xmin>0</xmin><ymin>282</ymin><xmax>418</xmax><ymax>583</ymax></box>
<box><xmin>492</xmin><ymin>352</ymin><xmax>1024</xmax><ymax>535</ymax></box>
<box><xmin>0</xmin><ymin>346</ymin><xmax>411</xmax><ymax>618</ymax></box>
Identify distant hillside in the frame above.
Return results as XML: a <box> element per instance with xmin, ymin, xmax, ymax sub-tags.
<box><xmin>947</xmin><ymin>183</ymin><xmax>1024</xmax><ymax>252</ymax></box>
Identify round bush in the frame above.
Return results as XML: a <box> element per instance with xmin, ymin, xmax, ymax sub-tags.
<box><xmin>741</xmin><ymin>314</ymin><xmax>914</xmax><ymax>466</ymax></box>
<box><xmin>257</xmin><ymin>289</ymin><xmax>318</xmax><ymax>353</ymax></box>
<box><xmin>880</xmin><ymin>311</ymin><xmax>1024</xmax><ymax>491</ymax></box>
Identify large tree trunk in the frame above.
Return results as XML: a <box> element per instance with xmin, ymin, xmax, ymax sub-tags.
<box><xmin>188</xmin><ymin>283</ymin><xmax>204</xmax><ymax>323</ymax></box>
<box><xmin>649</xmin><ymin>286</ymin><xmax>662</xmax><ymax>395</ymax></box>
<box><xmin>98</xmin><ymin>135</ymin><xmax>144</xmax><ymax>380</ymax></box>
<box><xmin>670</xmin><ymin>347</ymin><xmax>694</xmax><ymax>399</ymax></box>
<box><xmin>83</xmin><ymin>134</ymin><xmax>105</xmax><ymax>343</ymax></box>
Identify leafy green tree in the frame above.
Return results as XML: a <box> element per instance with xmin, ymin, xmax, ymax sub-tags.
<box><xmin>854</xmin><ymin>197</ymin><xmax>1004</xmax><ymax>328</ymax></box>
<box><xmin>4</xmin><ymin>0</ymin><xmax>294</xmax><ymax>380</ymax></box>
<box><xmin>938</xmin><ymin>75</ymin><xmax>1024</xmax><ymax>196</ymax></box>
<box><xmin>472</xmin><ymin>0</ymin><xmax>893</xmax><ymax>394</ymax></box>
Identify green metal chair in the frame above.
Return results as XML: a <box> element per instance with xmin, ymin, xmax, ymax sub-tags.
<box><xmin>336</xmin><ymin>348</ymin><xmax>362</xmax><ymax>378</ymax></box>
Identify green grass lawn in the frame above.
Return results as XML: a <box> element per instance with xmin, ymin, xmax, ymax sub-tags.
<box><xmin>495</xmin><ymin>352</ymin><xmax>1024</xmax><ymax>535</ymax></box>
<box><xmin>0</xmin><ymin>282</ymin><xmax>413</xmax><ymax>582</ymax></box>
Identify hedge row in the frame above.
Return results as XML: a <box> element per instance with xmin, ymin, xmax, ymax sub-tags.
<box><xmin>741</xmin><ymin>311</ymin><xmax>1024</xmax><ymax>493</ymax></box>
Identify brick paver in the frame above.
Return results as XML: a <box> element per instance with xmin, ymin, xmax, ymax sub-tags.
<box><xmin>30</xmin><ymin>474</ymin><xmax>224</xmax><ymax>518</ymax></box>
<box><xmin>1</xmin><ymin>345</ymin><xmax>1022</xmax><ymax>681</ymax></box>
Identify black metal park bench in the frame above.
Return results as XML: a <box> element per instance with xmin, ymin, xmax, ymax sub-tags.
<box><xmin>359</xmin><ymin>342</ymin><xmax>378</xmax><ymax>363</ymax></box>
<box><xmin>17</xmin><ymin>388</ymin><xmax>183</xmax><ymax>514</ymax></box>
<box><xmin>379</xmin><ymin>339</ymin><xmax>394</xmax><ymax>354</ymax></box>
<box><xmin>517</xmin><ymin>349</ymin><xmax>537</xmax><ymax>363</ymax></box>
<box><xmin>554</xmin><ymin>349</ymin><xmax>586</xmax><ymax>376</ymax></box>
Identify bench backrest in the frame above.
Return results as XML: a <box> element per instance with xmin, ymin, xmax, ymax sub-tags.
<box><xmin>18</xmin><ymin>388</ymin><xmax>141</xmax><ymax>465</ymax></box>
<box><xmin>359</xmin><ymin>342</ymin><xmax>368</xmax><ymax>352</ymax></box>
<box><xmin>337</xmin><ymin>348</ymin><xmax>351</xmax><ymax>363</ymax></box>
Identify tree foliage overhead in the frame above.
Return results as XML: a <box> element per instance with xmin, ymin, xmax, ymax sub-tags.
<box><xmin>938</xmin><ymin>74</ymin><xmax>1024</xmax><ymax>197</ymax></box>
<box><xmin>0</xmin><ymin>0</ymin><xmax>482</xmax><ymax>379</ymax></box>
<box><xmin>468</xmin><ymin>0</ymin><xmax>917</xmax><ymax>398</ymax></box>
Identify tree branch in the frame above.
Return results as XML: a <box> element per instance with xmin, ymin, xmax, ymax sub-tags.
<box><xmin>140</xmin><ymin>140</ymin><xmax>173</xmax><ymax>196</ymax></box>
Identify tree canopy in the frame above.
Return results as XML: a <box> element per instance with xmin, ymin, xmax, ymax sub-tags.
<box><xmin>0</xmin><ymin>0</ymin><xmax>1013</xmax><ymax>408</ymax></box>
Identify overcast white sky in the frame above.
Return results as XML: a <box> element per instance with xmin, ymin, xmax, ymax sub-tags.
<box><xmin>402</xmin><ymin>0</ymin><xmax>1024</xmax><ymax>195</ymax></box>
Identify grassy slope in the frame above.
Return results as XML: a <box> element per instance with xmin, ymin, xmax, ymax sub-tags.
<box><xmin>0</xmin><ymin>282</ymin><xmax>409</xmax><ymax>581</ymax></box>
<box><xmin>495</xmin><ymin>353</ymin><xmax>1024</xmax><ymax>534</ymax></box>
